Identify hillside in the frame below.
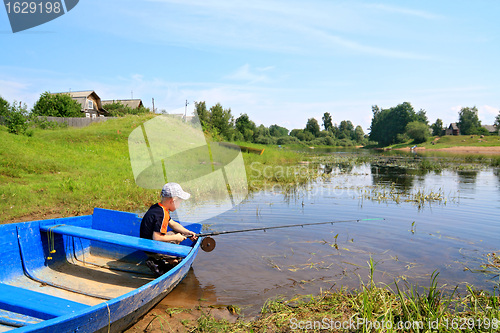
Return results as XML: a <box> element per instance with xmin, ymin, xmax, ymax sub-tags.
<box><xmin>0</xmin><ymin>115</ymin><xmax>158</xmax><ymax>223</ymax></box>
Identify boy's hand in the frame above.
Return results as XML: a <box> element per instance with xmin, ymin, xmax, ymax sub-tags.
<box><xmin>186</xmin><ymin>231</ymin><xmax>198</xmax><ymax>241</ymax></box>
<box><xmin>173</xmin><ymin>233</ymin><xmax>187</xmax><ymax>243</ymax></box>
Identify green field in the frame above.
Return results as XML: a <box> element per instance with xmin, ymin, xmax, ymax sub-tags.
<box><xmin>0</xmin><ymin>115</ymin><xmax>161</xmax><ymax>223</ymax></box>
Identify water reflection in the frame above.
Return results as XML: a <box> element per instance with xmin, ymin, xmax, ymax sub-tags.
<box><xmin>456</xmin><ymin>170</ymin><xmax>479</xmax><ymax>184</ymax></box>
<box><xmin>370</xmin><ymin>164</ymin><xmax>416</xmax><ymax>191</ymax></box>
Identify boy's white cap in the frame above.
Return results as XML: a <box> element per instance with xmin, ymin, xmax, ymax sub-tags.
<box><xmin>161</xmin><ymin>182</ymin><xmax>190</xmax><ymax>200</ymax></box>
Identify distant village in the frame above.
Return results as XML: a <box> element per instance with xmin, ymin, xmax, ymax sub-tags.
<box><xmin>52</xmin><ymin>90</ymin><xmax>144</xmax><ymax>118</ymax></box>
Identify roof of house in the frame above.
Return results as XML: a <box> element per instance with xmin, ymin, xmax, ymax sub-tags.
<box><xmin>482</xmin><ymin>124</ymin><xmax>497</xmax><ymax>133</ymax></box>
<box><xmin>51</xmin><ymin>90</ymin><xmax>106</xmax><ymax>113</ymax></box>
<box><xmin>449</xmin><ymin>123</ymin><xmax>459</xmax><ymax>130</ymax></box>
<box><xmin>101</xmin><ymin>99</ymin><xmax>144</xmax><ymax>109</ymax></box>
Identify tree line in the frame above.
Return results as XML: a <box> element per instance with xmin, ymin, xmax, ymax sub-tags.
<box><xmin>369</xmin><ymin>102</ymin><xmax>500</xmax><ymax>146</ymax></box>
<box><xmin>193</xmin><ymin>101</ymin><xmax>369</xmax><ymax>146</ymax></box>
<box><xmin>3</xmin><ymin>92</ymin><xmax>499</xmax><ymax>146</ymax></box>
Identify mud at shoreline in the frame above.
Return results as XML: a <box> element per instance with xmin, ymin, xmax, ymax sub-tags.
<box><xmin>125</xmin><ymin>269</ymin><xmax>241</xmax><ymax>332</ymax></box>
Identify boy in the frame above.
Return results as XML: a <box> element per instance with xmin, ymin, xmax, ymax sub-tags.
<box><xmin>140</xmin><ymin>182</ymin><xmax>197</xmax><ymax>276</ymax></box>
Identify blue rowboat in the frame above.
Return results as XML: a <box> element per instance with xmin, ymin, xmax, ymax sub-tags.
<box><xmin>0</xmin><ymin>208</ymin><xmax>201</xmax><ymax>332</ymax></box>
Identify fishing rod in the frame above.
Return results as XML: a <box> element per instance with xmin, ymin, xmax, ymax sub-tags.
<box><xmin>188</xmin><ymin>217</ymin><xmax>384</xmax><ymax>252</ymax></box>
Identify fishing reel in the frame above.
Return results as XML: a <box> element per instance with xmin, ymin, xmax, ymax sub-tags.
<box><xmin>200</xmin><ymin>237</ymin><xmax>216</xmax><ymax>252</ymax></box>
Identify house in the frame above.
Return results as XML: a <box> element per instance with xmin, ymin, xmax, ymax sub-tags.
<box><xmin>482</xmin><ymin>125</ymin><xmax>498</xmax><ymax>135</ymax></box>
<box><xmin>53</xmin><ymin>90</ymin><xmax>108</xmax><ymax>117</ymax></box>
<box><xmin>101</xmin><ymin>99</ymin><xmax>144</xmax><ymax>109</ymax></box>
<box><xmin>445</xmin><ymin>123</ymin><xmax>460</xmax><ymax>136</ymax></box>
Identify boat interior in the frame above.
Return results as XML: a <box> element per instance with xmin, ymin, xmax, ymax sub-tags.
<box><xmin>0</xmin><ymin>208</ymin><xmax>198</xmax><ymax>332</ymax></box>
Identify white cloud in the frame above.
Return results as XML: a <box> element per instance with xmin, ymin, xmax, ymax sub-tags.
<box><xmin>224</xmin><ymin>64</ymin><xmax>272</xmax><ymax>84</ymax></box>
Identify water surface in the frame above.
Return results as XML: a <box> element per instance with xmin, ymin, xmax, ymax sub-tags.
<box><xmin>166</xmin><ymin>152</ymin><xmax>500</xmax><ymax>315</ymax></box>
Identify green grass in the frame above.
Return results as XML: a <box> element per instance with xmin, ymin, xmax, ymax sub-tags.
<box><xmin>0</xmin><ymin>115</ymin><xmax>159</xmax><ymax>223</ymax></box>
<box><xmin>192</xmin><ymin>263</ymin><xmax>500</xmax><ymax>332</ymax></box>
<box><xmin>386</xmin><ymin>135</ymin><xmax>500</xmax><ymax>150</ymax></box>
<box><xmin>428</xmin><ymin>135</ymin><xmax>500</xmax><ymax>149</ymax></box>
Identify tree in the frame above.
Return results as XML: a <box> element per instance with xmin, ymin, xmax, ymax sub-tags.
<box><xmin>0</xmin><ymin>96</ymin><xmax>9</xmax><ymax>118</ymax></box>
<box><xmin>338</xmin><ymin>120</ymin><xmax>354</xmax><ymax>140</ymax></box>
<box><xmin>194</xmin><ymin>101</ymin><xmax>209</xmax><ymax>129</ymax></box>
<box><xmin>105</xmin><ymin>102</ymin><xmax>150</xmax><ymax>117</ymax></box>
<box><xmin>415</xmin><ymin>109</ymin><xmax>428</xmax><ymax>125</ymax></box>
<box><xmin>32</xmin><ymin>92</ymin><xmax>82</xmax><ymax>117</ymax></box>
<box><xmin>406</xmin><ymin>121</ymin><xmax>429</xmax><ymax>143</ymax></box>
<box><xmin>457</xmin><ymin>106</ymin><xmax>481</xmax><ymax>135</ymax></box>
<box><xmin>354</xmin><ymin>125</ymin><xmax>365</xmax><ymax>142</ymax></box>
<box><xmin>431</xmin><ymin>118</ymin><xmax>443</xmax><ymax>136</ymax></box>
<box><xmin>494</xmin><ymin>111</ymin><xmax>500</xmax><ymax>130</ymax></box>
<box><xmin>235</xmin><ymin>113</ymin><xmax>256</xmax><ymax>142</ymax></box>
<box><xmin>6</xmin><ymin>102</ymin><xmax>29</xmax><ymax>135</ymax></box>
<box><xmin>369</xmin><ymin>102</ymin><xmax>417</xmax><ymax>146</ymax></box>
<box><xmin>269</xmin><ymin>124</ymin><xmax>288</xmax><ymax>137</ymax></box>
<box><xmin>322</xmin><ymin>112</ymin><xmax>333</xmax><ymax>132</ymax></box>
<box><xmin>209</xmin><ymin>103</ymin><xmax>234</xmax><ymax>140</ymax></box>
<box><xmin>305</xmin><ymin>118</ymin><xmax>320</xmax><ymax>137</ymax></box>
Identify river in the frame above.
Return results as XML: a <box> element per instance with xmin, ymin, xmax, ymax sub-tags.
<box><xmin>157</xmin><ymin>150</ymin><xmax>500</xmax><ymax>316</ymax></box>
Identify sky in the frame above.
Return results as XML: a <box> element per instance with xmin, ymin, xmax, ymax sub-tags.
<box><xmin>1</xmin><ymin>0</ymin><xmax>499</xmax><ymax>132</ymax></box>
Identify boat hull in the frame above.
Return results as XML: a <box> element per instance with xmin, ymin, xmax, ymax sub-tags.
<box><xmin>0</xmin><ymin>208</ymin><xmax>201</xmax><ymax>333</ymax></box>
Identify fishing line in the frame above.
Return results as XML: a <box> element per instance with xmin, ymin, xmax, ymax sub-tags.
<box><xmin>189</xmin><ymin>217</ymin><xmax>384</xmax><ymax>252</ymax></box>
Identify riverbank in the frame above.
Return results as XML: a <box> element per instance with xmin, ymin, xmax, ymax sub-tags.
<box><xmin>126</xmin><ymin>269</ymin><xmax>500</xmax><ymax>333</ymax></box>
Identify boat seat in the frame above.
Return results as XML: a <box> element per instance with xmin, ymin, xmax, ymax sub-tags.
<box><xmin>39</xmin><ymin>224</ymin><xmax>191</xmax><ymax>258</ymax></box>
<box><xmin>0</xmin><ymin>283</ymin><xmax>89</xmax><ymax>320</ymax></box>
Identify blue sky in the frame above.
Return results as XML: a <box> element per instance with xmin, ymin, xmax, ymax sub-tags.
<box><xmin>1</xmin><ymin>0</ymin><xmax>499</xmax><ymax>132</ymax></box>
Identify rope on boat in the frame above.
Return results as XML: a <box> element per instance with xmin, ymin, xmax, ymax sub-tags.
<box><xmin>46</xmin><ymin>224</ymin><xmax>63</xmax><ymax>260</ymax></box>
<box><xmin>105</xmin><ymin>301</ymin><xmax>111</xmax><ymax>333</ymax></box>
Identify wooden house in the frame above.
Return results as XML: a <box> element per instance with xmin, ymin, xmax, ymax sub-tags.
<box><xmin>53</xmin><ymin>91</ymin><xmax>108</xmax><ymax>117</ymax></box>
<box><xmin>101</xmin><ymin>99</ymin><xmax>144</xmax><ymax>109</ymax></box>
<box><xmin>445</xmin><ymin>123</ymin><xmax>460</xmax><ymax>136</ymax></box>
<box><xmin>482</xmin><ymin>125</ymin><xmax>498</xmax><ymax>135</ymax></box>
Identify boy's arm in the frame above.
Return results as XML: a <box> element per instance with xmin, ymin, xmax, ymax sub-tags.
<box><xmin>152</xmin><ymin>231</ymin><xmax>186</xmax><ymax>243</ymax></box>
<box><xmin>168</xmin><ymin>220</ymin><xmax>197</xmax><ymax>239</ymax></box>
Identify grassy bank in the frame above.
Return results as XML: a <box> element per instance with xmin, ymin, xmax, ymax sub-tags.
<box><xmin>0</xmin><ymin>115</ymin><xmax>160</xmax><ymax>223</ymax></box>
<box><xmin>128</xmin><ymin>261</ymin><xmax>500</xmax><ymax>333</ymax></box>
<box><xmin>386</xmin><ymin>135</ymin><xmax>500</xmax><ymax>150</ymax></box>
<box><xmin>0</xmin><ymin>116</ymin><xmax>310</xmax><ymax>223</ymax></box>
<box><xmin>193</xmin><ymin>271</ymin><xmax>500</xmax><ymax>332</ymax></box>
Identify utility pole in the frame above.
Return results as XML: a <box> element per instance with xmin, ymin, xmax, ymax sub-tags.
<box><xmin>184</xmin><ymin>99</ymin><xmax>189</xmax><ymax>122</ymax></box>
<box><xmin>152</xmin><ymin>98</ymin><xmax>155</xmax><ymax>113</ymax></box>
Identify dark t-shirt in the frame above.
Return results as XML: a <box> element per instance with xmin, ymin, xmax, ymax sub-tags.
<box><xmin>140</xmin><ymin>203</ymin><xmax>171</xmax><ymax>239</ymax></box>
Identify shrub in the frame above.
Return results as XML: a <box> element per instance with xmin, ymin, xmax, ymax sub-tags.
<box><xmin>276</xmin><ymin>136</ymin><xmax>300</xmax><ymax>145</ymax></box>
<box><xmin>406</xmin><ymin>121</ymin><xmax>429</xmax><ymax>144</ymax></box>
<box><xmin>6</xmin><ymin>102</ymin><xmax>29</xmax><ymax>135</ymax></box>
<box><xmin>0</xmin><ymin>96</ymin><xmax>9</xmax><ymax>118</ymax></box>
<box><xmin>104</xmin><ymin>102</ymin><xmax>151</xmax><ymax>117</ymax></box>
<box><xmin>254</xmin><ymin>135</ymin><xmax>276</xmax><ymax>145</ymax></box>
<box><xmin>32</xmin><ymin>92</ymin><xmax>83</xmax><ymax>117</ymax></box>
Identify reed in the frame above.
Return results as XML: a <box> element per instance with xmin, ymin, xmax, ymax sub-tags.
<box><xmin>193</xmin><ymin>264</ymin><xmax>500</xmax><ymax>332</ymax></box>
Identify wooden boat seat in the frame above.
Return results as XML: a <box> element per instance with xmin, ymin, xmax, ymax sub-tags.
<box><xmin>39</xmin><ymin>224</ymin><xmax>192</xmax><ymax>258</ymax></box>
<box><xmin>0</xmin><ymin>283</ymin><xmax>89</xmax><ymax>320</ymax></box>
